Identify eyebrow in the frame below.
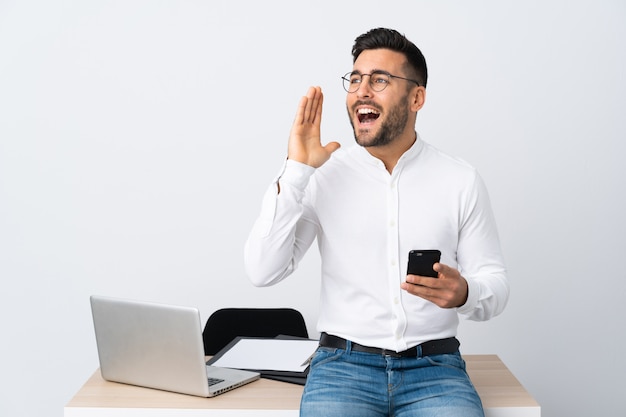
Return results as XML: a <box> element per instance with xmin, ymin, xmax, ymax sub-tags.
<box><xmin>351</xmin><ymin>69</ymin><xmax>391</xmax><ymax>75</ymax></box>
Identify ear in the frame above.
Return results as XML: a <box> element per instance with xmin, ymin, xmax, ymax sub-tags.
<box><xmin>410</xmin><ymin>86</ymin><xmax>426</xmax><ymax>112</ymax></box>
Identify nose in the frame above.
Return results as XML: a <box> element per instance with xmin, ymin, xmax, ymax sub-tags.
<box><xmin>356</xmin><ymin>75</ymin><xmax>373</xmax><ymax>98</ymax></box>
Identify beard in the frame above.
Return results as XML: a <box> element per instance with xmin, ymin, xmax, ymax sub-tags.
<box><xmin>348</xmin><ymin>95</ymin><xmax>410</xmax><ymax>148</ymax></box>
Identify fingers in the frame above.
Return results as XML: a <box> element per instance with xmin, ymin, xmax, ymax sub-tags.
<box><xmin>288</xmin><ymin>86</ymin><xmax>340</xmax><ymax>168</ymax></box>
<box><xmin>404</xmin><ymin>274</ymin><xmax>428</xmax><ymax>285</ymax></box>
<box><xmin>401</xmin><ymin>279</ymin><xmax>461</xmax><ymax>308</ymax></box>
<box><xmin>401</xmin><ymin>280</ymin><xmax>438</xmax><ymax>299</ymax></box>
<box><xmin>296</xmin><ymin>87</ymin><xmax>323</xmax><ymax>126</ymax></box>
<box><xmin>402</xmin><ymin>263</ymin><xmax>468</xmax><ymax>308</ymax></box>
<box><xmin>311</xmin><ymin>87</ymin><xmax>323</xmax><ymax>125</ymax></box>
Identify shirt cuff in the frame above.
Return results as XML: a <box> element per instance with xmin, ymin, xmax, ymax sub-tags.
<box><xmin>277</xmin><ymin>159</ymin><xmax>316</xmax><ymax>191</ymax></box>
<box><xmin>457</xmin><ymin>277</ymin><xmax>480</xmax><ymax>316</ymax></box>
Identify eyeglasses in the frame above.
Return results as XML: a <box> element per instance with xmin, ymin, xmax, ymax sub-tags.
<box><xmin>342</xmin><ymin>70</ymin><xmax>421</xmax><ymax>93</ymax></box>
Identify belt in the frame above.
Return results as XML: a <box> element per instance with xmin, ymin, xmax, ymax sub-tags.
<box><xmin>319</xmin><ymin>333</ymin><xmax>460</xmax><ymax>358</ymax></box>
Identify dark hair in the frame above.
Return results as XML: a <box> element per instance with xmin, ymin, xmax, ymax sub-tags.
<box><xmin>352</xmin><ymin>28</ymin><xmax>428</xmax><ymax>88</ymax></box>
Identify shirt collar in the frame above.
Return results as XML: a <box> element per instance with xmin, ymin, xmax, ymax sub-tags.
<box><xmin>353</xmin><ymin>132</ymin><xmax>425</xmax><ymax>169</ymax></box>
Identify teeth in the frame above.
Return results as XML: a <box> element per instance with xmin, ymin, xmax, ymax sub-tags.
<box><xmin>357</xmin><ymin>108</ymin><xmax>379</xmax><ymax>114</ymax></box>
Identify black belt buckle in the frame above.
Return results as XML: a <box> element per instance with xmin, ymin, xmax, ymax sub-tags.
<box><xmin>381</xmin><ymin>348</ymin><xmax>401</xmax><ymax>358</ymax></box>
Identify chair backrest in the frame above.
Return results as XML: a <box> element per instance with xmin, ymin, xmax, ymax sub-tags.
<box><xmin>202</xmin><ymin>308</ymin><xmax>309</xmax><ymax>355</ymax></box>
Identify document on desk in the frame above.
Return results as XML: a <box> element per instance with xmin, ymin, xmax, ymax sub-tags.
<box><xmin>208</xmin><ymin>337</ymin><xmax>319</xmax><ymax>374</ymax></box>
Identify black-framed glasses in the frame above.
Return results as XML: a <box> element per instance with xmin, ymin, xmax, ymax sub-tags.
<box><xmin>342</xmin><ymin>70</ymin><xmax>421</xmax><ymax>93</ymax></box>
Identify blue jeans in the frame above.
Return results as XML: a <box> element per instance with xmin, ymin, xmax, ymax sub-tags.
<box><xmin>300</xmin><ymin>341</ymin><xmax>484</xmax><ymax>417</ymax></box>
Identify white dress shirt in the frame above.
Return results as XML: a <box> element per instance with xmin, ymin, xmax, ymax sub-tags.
<box><xmin>244</xmin><ymin>134</ymin><xmax>509</xmax><ymax>352</ymax></box>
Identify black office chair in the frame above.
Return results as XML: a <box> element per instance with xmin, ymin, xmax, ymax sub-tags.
<box><xmin>202</xmin><ymin>307</ymin><xmax>309</xmax><ymax>355</ymax></box>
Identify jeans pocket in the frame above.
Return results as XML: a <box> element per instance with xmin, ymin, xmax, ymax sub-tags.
<box><xmin>424</xmin><ymin>352</ymin><xmax>466</xmax><ymax>371</ymax></box>
<box><xmin>310</xmin><ymin>347</ymin><xmax>344</xmax><ymax>368</ymax></box>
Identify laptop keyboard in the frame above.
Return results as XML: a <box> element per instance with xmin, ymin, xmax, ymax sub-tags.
<box><xmin>207</xmin><ymin>377</ymin><xmax>225</xmax><ymax>386</ymax></box>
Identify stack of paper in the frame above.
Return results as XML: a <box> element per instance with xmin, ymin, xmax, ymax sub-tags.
<box><xmin>206</xmin><ymin>336</ymin><xmax>319</xmax><ymax>385</ymax></box>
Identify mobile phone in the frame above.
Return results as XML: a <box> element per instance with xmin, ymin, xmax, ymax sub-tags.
<box><xmin>407</xmin><ymin>250</ymin><xmax>441</xmax><ymax>278</ymax></box>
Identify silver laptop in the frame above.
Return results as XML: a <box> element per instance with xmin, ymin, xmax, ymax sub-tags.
<box><xmin>90</xmin><ymin>295</ymin><xmax>260</xmax><ymax>397</ymax></box>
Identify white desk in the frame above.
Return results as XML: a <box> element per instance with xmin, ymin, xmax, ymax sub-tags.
<box><xmin>65</xmin><ymin>355</ymin><xmax>540</xmax><ymax>417</ymax></box>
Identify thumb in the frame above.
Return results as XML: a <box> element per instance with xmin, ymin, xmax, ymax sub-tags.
<box><xmin>324</xmin><ymin>141</ymin><xmax>341</xmax><ymax>155</ymax></box>
<box><xmin>433</xmin><ymin>262</ymin><xmax>446</xmax><ymax>278</ymax></box>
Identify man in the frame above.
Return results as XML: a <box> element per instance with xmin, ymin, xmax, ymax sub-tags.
<box><xmin>244</xmin><ymin>28</ymin><xmax>509</xmax><ymax>417</ymax></box>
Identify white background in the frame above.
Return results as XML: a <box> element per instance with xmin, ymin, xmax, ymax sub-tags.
<box><xmin>1</xmin><ymin>1</ymin><xmax>624</xmax><ymax>416</ymax></box>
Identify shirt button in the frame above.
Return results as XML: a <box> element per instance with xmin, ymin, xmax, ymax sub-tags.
<box><xmin>393</xmin><ymin>297</ymin><xmax>399</xmax><ymax>305</ymax></box>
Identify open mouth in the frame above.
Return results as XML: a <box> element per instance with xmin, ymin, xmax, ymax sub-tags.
<box><xmin>357</xmin><ymin>108</ymin><xmax>380</xmax><ymax>124</ymax></box>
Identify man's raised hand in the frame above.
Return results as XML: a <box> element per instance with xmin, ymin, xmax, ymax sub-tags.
<box><xmin>287</xmin><ymin>86</ymin><xmax>341</xmax><ymax>168</ymax></box>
